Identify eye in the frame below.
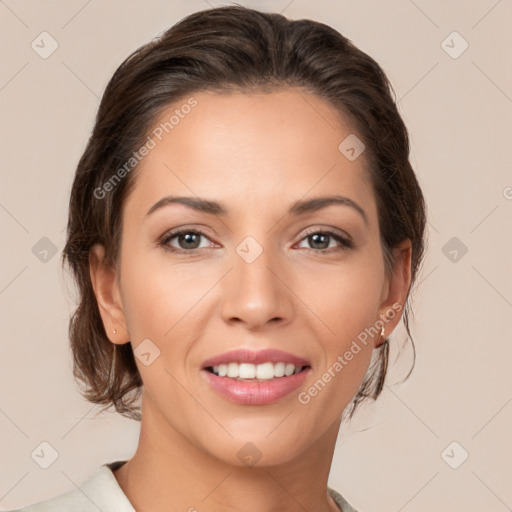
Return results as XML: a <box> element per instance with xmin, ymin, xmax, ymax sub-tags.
<box><xmin>158</xmin><ymin>228</ymin><xmax>353</xmax><ymax>254</ymax></box>
<box><xmin>296</xmin><ymin>230</ymin><xmax>353</xmax><ymax>252</ymax></box>
<box><xmin>159</xmin><ymin>229</ymin><xmax>214</xmax><ymax>251</ymax></box>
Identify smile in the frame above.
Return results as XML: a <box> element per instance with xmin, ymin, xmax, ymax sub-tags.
<box><xmin>200</xmin><ymin>349</ymin><xmax>311</xmax><ymax>405</ymax></box>
<box><xmin>206</xmin><ymin>362</ymin><xmax>307</xmax><ymax>380</ymax></box>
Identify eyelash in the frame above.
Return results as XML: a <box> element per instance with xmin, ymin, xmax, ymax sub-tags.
<box><xmin>300</xmin><ymin>228</ymin><xmax>354</xmax><ymax>252</ymax></box>
<box><xmin>158</xmin><ymin>228</ymin><xmax>354</xmax><ymax>254</ymax></box>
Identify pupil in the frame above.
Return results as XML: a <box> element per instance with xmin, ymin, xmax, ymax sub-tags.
<box><xmin>310</xmin><ymin>233</ymin><xmax>329</xmax><ymax>249</ymax></box>
<box><xmin>180</xmin><ymin>233</ymin><xmax>200</xmax><ymax>249</ymax></box>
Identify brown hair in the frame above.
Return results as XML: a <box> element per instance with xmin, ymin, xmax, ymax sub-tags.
<box><xmin>62</xmin><ymin>5</ymin><xmax>426</xmax><ymax>421</ymax></box>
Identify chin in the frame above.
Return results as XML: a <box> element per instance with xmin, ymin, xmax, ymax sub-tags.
<box><xmin>195</xmin><ymin>421</ymin><xmax>316</xmax><ymax>469</ymax></box>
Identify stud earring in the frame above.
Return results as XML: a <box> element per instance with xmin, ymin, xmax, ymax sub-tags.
<box><xmin>113</xmin><ymin>329</ymin><xmax>117</xmax><ymax>334</ymax></box>
<box><xmin>380</xmin><ymin>325</ymin><xmax>385</xmax><ymax>344</ymax></box>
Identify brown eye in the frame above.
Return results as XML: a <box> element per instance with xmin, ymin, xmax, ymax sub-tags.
<box><xmin>160</xmin><ymin>229</ymin><xmax>213</xmax><ymax>251</ymax></box>
<box><xmin>297</xmin><ymin>230</ymin><xmax>353</xmax><ymax>252</ymax></box>
<box><xmin>308</xmin><ymin>233</ymin><xmax>330</xmax><ymax>250</ymax></box>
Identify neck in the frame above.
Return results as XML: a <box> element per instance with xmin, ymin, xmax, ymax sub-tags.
<box><xmin>113</xmin><ymin>394</ymin><xmax>342</xmax><ymax>512</ymax></box>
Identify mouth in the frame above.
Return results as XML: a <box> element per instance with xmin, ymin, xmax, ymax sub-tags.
<box><xmin>200</xmin><ymin>349</ymin><xmax>311</xmax><ymax>405</ymax></box>
<box><xmin>204</xmin><ymin>362</ymin><xmax>310</xmax><ymax>381</ymax></box>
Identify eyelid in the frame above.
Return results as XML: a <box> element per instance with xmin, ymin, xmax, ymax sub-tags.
<box><xmin>300</xmin><ymin>225</ymin><xmax>352</xmax><ymax>242</ymax></box>
<box><xmin>158</xmin><ymin>225</ymin><xmax>354</xmax><ymax>253</ymax></box>
<box><xmin>295</xmin><ymin>228</ymin><xmax>353</xmax><ymax>252</ymax></box>
<box><xmin>159</xmin><ymin>226</ymin><xmax>218</xmax><ymax>251</ymax></box>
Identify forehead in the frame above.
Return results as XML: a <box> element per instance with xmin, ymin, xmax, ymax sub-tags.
<box><xmin>124</xmin><ymin>89</ymin><xmax>376</xmax><ymax>219</ymax></box>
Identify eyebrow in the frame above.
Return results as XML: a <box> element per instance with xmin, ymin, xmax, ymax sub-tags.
<box><xmin>146</xmin><ymin>194</ymin><xmax>368</xmax><ymax>226</ymax></box>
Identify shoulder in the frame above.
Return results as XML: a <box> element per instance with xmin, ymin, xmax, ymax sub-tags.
<box><xmin>11</xmin><ymin>464</ymin><xmax>354</xmax><ymax>512</ymax></box>
<box><xmin>328</xmin><ymin>486</ymin><xmax>360</xmax><ymax>512</ymax></box>
<box><xmin>8</xmin><ymin>461</ymin><xmax>134</xmax><ymax>512</ymax></box>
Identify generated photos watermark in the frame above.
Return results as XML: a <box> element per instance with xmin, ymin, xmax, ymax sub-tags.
<box><xmin>297</xmin><ymin>302</ymin><xmax>402</xmax><ymax>405</ymax></box>
<box><xmin>93</xmin><ymin>97</ymin><xmax>197</xmax><ymax>200</ymax></box>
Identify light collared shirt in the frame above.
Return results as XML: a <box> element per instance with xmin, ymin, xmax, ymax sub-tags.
<box><xmin>10</xmin><ymin>461</ymin><xmax>359</xmax><ymax>512</ymax></box>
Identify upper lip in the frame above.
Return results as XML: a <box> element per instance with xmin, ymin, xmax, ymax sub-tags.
<box><xmin>201</xmin><ymin>349</ymin><xmax>311</xmax><ymax>368</ymax></box>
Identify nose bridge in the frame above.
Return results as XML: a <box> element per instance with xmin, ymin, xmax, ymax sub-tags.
<box><xmin>220</xmin><ymin>238</ymin><xmax>293</xmax><ymax>328</ymax></box>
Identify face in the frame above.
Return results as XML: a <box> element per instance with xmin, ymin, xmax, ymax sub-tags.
<box><xmin>91</xmin><ymin>89</ymin><xmax>410</xmax><ymax>467</ymax></box>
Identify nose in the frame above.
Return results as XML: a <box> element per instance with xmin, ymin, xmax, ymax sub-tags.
<box><xmin>220</xmin><ymin>245</ymin><xmax>294</xmax><ymax>331</ymax></box>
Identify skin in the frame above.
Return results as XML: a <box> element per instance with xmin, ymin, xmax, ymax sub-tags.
<box><xmin>90</xmin><ymin>88</ymin><xmax>412</xmax><ymax>512</ymax></box>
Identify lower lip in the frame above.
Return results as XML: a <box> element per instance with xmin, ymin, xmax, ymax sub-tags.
<box><xmin>200</xmin><ymin>368</ymin><xmax>311</xmax><ymax>405</ymax></box>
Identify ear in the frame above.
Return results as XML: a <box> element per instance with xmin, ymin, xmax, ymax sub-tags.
<box><xmin>375</xmin><ymin>239</ymin><xmax>412</xmax><ymax>347</ymax></box>
<box><xmin>89</xmin><ymin>243</ymin><xmax>130</xmax><ymax>344</ymax></box>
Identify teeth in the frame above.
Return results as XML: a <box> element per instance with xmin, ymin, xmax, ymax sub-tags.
<box><xmin>227</xmin><ymin>362</ymin><xmax>238</xmax><ymax>378</ymax></box>
<box><xmin>256</xmin><ymin>362</ymin><xmax>274</xmax><ymax>380</ymax></box>
<box><xmin>209</xmin><ymin>362</ymin><xmax>305</xmax><ymax>380</ymax></box>
<box><xmin>274</xmin><ymin>362</ymin><xmax>285</xmax><ymax>377</ymax></box>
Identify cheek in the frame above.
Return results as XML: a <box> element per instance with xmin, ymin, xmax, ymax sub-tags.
<box><xmin>295</xmin><ymin>269</ymin><xmax>381</xmax><ymax>412</ymax></box>
<box><xmin>118</xmin><ymin>261</ymin><xmax>202</xmax><ymax>389</ymax></box>
<box><xmin>294</xmin><ymin>251</ymin><xmax>384</xmax><ymax>398</ymax></box>
<box><xmin>296</xmin><ymin>254</ymin><xmax>384</xmax><ymax>336</ymax></box>
<box><xmin>119</xmin><ymin>245</ymin><xmax>208</xmax><ymax>340</ymax></box>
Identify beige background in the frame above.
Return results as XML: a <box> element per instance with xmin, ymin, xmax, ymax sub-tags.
<box><xmin>1</xmin><ymin>0</ymin><xmax>511</xmax><ymax>510</ymax></box>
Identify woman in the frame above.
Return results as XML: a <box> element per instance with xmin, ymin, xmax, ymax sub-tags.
<box><xmin>13</xmin><ymin>5</ymin><xmax>426</xmax><ymax>511</ymax></box>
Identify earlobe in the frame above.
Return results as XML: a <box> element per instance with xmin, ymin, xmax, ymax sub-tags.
<box><xmin>89</xmin><ymin>244</ymin><xmax>130</xmax><ymax>344</ymax></box>
<box><xmin>375</xmin><ymin>240</ymin><xmax>412</xmax><ymax>347</ymax></box>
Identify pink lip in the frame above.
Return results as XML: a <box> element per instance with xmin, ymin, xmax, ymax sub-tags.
<box><xmin>201</xmin><ymin>348</ymin><xmax>311</xmax><ymax>368</ymax></box>
<box><xmin>200</xmin><ymin>367</ymin><xmax>311</xmax><ymax>405</ymax></box>
<box><xmin>200</xmin><ymin>349</ymin><xmax>312</xmax><ymax>405</ymax></box>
